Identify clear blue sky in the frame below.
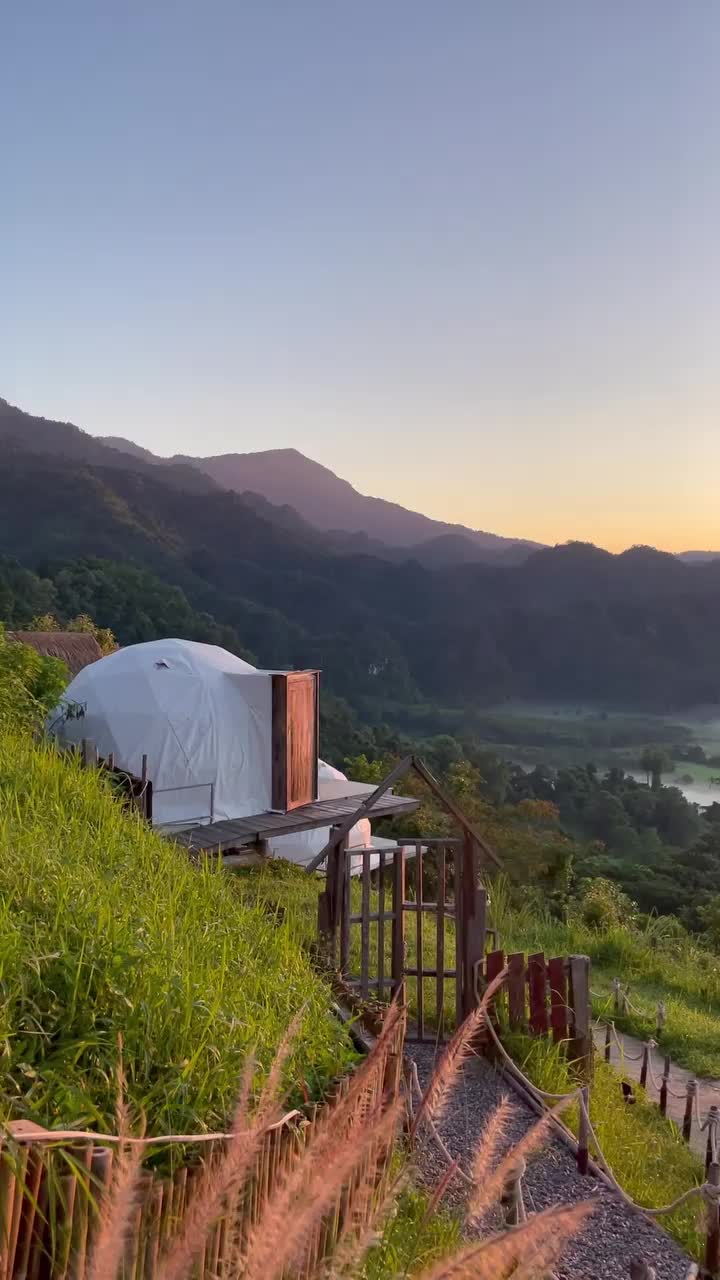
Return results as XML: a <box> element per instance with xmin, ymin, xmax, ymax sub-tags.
<box><xmin>3</xmin><ymin>2</ymin><xmax>719</xmax><ymax>550</ymax></box>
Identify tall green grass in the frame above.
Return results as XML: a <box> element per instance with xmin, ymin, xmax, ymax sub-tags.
<box><xmin>0</xmin><ymin>734</ymin><xmax>352</xmax><ymax>1154</ymax></box>
<box><xmin>361</xmin><ymin>1184</ymin><xmax>461</xmax><ymax>1278</ymax></box>
<box><xmin>491</xmin><ymin>878</ymin><xmax>720</xmax><ymax>1078</ymax></box>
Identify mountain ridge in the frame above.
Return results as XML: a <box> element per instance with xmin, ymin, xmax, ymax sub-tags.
<box><xmin>100</xmin><ymin>433</ymin><xmax>541</xmax><ymax>556</ymax></box>
<box><xmin>2</xmin><ymin>433</ymin><xmax>720</xmax><ymax>711</ymax></box>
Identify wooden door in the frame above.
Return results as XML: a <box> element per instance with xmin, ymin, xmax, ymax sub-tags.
<box><xmin>271</xmin><ymin>671</ymin><xmax>320</xmax><ymax>810</ymax></box>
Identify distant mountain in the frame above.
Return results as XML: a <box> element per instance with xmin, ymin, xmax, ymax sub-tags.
<box><xmin>0</xmin><ymin>401</ymin><xmax>216</xmax><ymax>495</ymax></box>
<box><xmin>101</xmin><ymin>435</ymin><xmax>541</xmax><ymax>559</ymax></box>
<box><xmin>5</xmin><ymin>395</ymin><xmax>720</xmax><ymax>713</ymax></box>
<box><xmin>2</xmin><ymin>437</ymin><xmax>720</xmax><ymax>711</ymax></box>
<box><xmin>677</xmin><ymin>551</ymin><xmax>720</xmax><ymax>564</ymax></box>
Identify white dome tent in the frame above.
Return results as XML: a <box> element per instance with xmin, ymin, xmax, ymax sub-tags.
<box><xmin>51</xmin><ymin>638</ymin><xmax>377</xmax><ymax>866</ymax></box>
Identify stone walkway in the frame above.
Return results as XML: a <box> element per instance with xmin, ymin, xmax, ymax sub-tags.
<box><xmin>592</xmin><ymin>1023</ymin><xmax>720</xmax><ymax>1158</ymax></box>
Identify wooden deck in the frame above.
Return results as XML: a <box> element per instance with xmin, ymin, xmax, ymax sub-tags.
<box><xmin>170</xmin><ymin>791</ymin><xmax>420</xmax><ymax>855</ymax></box>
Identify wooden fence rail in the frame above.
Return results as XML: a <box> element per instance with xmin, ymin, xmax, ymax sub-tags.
<box><xmin>0</xmin><ymin>1016</ymin><xmax>404</xmax><ymax>1279</ymax></box>
<box><xmin>477</xmin><ymin>948</ymin><xmax>593</xmax><ymax>1073</ymax></box>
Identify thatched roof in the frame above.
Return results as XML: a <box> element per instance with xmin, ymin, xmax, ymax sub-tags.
<box><xmin>7</xmin><ymin>632</ymin><xmax>103</xmax><ymax>677</ymax></box>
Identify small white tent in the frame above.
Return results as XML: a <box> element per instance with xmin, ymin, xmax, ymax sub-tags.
<box><xmin>51</xmin><ymin>638</ymin><xmax>373</xmax><ymax>864</ymax></box>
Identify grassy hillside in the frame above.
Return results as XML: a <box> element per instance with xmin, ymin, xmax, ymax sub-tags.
<box><xmin>0</xmin><ymin>734</ymin><xmax>352</xmax><ymax>1153</ymax></box>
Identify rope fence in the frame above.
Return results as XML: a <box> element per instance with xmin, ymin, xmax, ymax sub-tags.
<box><xmin>591</xmin><ymin>977</ymin><xmax>720</xmax><ymax>1161</ymax></box>
<box><xmin>409</xmin><ymin>997</ymin><xmax>716</xmax><ymax>1278</ymax></box>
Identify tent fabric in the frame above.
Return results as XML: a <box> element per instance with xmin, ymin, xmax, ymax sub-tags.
<box><xmin>53</xmin><ymin>639</ymin><xmax>275</xmax><ymax>827</ymax></box>
<box><xmin>51</xmin><ymin>638</ymin><xmax>373</xmax><ymax>862</ymax></box>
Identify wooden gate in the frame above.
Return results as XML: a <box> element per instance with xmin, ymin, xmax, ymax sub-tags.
<box><xmin>320</xmin><ymin>835</ymin><xmax>487</xmax><ymax>1042</ymax></box>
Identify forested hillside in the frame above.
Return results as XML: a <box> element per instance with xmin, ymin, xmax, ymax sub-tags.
<box><xmin>2</xmin><ymin>440</ymin><xmax>720</xmax><ymax>711</ymax></box>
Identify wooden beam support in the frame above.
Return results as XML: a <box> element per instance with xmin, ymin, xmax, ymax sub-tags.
<box><xmin>305</xmin><ymin>755</ymin><xmax>414</xmax><ymax>872</ymax></box>
<box><xmin>410</xmin><ymin>757</ymin><xmax>503</xmax><ymax>870</ymax></box>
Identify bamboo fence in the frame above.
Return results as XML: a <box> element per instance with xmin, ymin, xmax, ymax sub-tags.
<box><xmin>0</xmin><ymin>1016</ymin><xmax>404</xmax><ymax>1279</ymax></box>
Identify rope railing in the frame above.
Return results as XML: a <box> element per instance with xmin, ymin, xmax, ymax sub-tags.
<box><xmin>592</xmin><ymin>980</ymin><xmax>720</xmax><ymax>1143</ymax></box>
<box><xmin>578</xmin><ymin>1092</ymin><xmax>720</xmax><ymax>1219</ymax></box>
<box><xmin>0</xmin><ymin>1109</ymin><xmax>302</xmax><ymax>1147</ymax></box>
<box><xmin>483</xmin><ymin>974</ymin><xmax>720</xmax><ymax>1275</ymax></box>
<box><xmin>407</xmin><ymin>974</ymin><xmax>719</xmax><ymax>1278</ymax></box>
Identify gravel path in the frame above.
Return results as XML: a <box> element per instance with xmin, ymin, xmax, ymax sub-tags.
<box><xmin>407</xmin><ymin>1042</ymin><xmax>693</xmax><ymax>1280</ymax></box>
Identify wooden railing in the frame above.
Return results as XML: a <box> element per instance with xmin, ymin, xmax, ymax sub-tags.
<box><xmin>77</xmin><ymin>739</ymin><xmax>153</xmax><ymax>822</ymax></box>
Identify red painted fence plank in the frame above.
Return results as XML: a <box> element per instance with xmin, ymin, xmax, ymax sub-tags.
<box><xmin>507</xmin><ymin>953</ymin><xmax>526</xmax><ymax>1030</ymax></box>
<box><xmin>528</xmin><ymin>952</ymin><xmax>549</xmax><ymax>1036</ymax></box>
<box><xmin>485</xmin><ymin>949</ymin><xmax>505</xmax><ymax>1025</ymax></box>
<box><xmin>548</xmin><ymin>956</ymin><xmax>567</xmax><ymax>1043</ymax></box>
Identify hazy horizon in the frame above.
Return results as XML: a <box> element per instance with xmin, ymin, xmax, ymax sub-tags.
<box><xmin>3</xmin><ymin>3</ymin><xmax>719</xmax><ymax>553</ymax></box>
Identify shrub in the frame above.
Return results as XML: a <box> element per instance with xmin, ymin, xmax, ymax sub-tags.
<box><xmin>574</xmin><ymin>877</ymin><xmax>639</xmax><ymax>931</ymax></box>
<box><xmin>0</xmin><ymin>625</ymin><xmax>68</xmax><ymax>731</ymax></box>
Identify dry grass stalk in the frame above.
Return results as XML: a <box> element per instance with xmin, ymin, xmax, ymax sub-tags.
<box><xmin>467</xmin><ymin>1093</ymin><xmax>513</xmax><ymax>1205</ymax></box>
<box><xmin>467</xmin><ymin>1099</ymin><xmax>569</xmax><ymax>1225</ymax></box>
<box><xmin>239</xmin><ymin>1080</ymin><xmax>401</xmax><ymax>1279</ymax></box>
<box><xmin>411</xmin><ymin>968</ymin><xmax>507</xmax><ymax>1138</ymax></box>
<box><xmin>321</xmin><ymin>1166</ymin><xmax>410</xmax><ymax>1279</ymax></box>
<box><xmin>157</xmin><ymin>1005</ymin><xmax>307</xmax><ymax>1280</ymax></box>
<box><xmin>70</xmin><ymin>1000</ymin><xmax>591</xmax><ymax>1280</ymax></box>
<box><xmin>86</xmin><ymin>1043</ymin><xmax>145</xmax><ymax>1280</ymax></box>
<box><xmin>247</xmin><ymin>1102</ymin><xmax>400</xmax><ymax>1279</ymax></box>
<box><xmin>420</xmin><ymin>1201</ymin><xmax>594</xmax><ymax>1279</ymax></box>
<box><xmin>153</xmin><ymin>1004</ymin><xmax>399</xmax><ymax>1279</ymax></box>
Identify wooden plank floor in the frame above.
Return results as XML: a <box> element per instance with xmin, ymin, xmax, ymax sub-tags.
<box><xmin>169</xmin><ymin>792</ymin><xmax>420</xmax><ymax>854</ymax></box>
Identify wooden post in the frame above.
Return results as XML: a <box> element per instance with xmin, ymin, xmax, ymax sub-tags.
<box><xmin>454</xmin><ymin>848</ymin><xmax>463</xmax><ymax>1028</ymax></box>
<box><xmin>360</xmin><ymin>849</ymin><xmax>371</xmax><ymax>998</ymax></box>
<box><xmin>81</xmin><ymin>739</ymin><xmax>98</xmax><ymax>769</ymax></box>
<box><xmin>460</xmin><ymin>836</ymin><xmax>486</xmax><ymax>1019</ymax></box>
<box><xmin>321</xmin><ymin>828</ymin><xmax>340</xmax><ymax>964</ymax></box>
<box><xmin>630</xmin><ymin>1263</ymin><xmax>656</xmax><ymax>1280</ymax></box>
<box><xmin>548</xmin><ymin>956</ymin><xmax>568</xmax><ymax>1044</ymax></box>
<box><xmin>435</xmin><ymin>847</ymin><xmax>446</xmax><ymax>1034</ymax></box>
<box><xmin>707</xmin><ymin>1106</ymin><xmax>719</xmax><ymax>1176</ymax></box>
<box><xmin>339</xmin><ymin>841</ymin><xmax>350</xmax><ymax>977</ymax></box>
<box><xmin>640</xmin><ymin>1042</ymin><xmax>649</xmax><ymax>1090</ymax></box>
<box><xmin>567</xmin><ymin>956</ymin><xmax>593</xmax><ymax>1077</ymax></box>
<box><xmin>528</xmin><ymin>953</ymin><xmax>549</xmax><ymax>1036</ymax></box>
<box><xmin>604</xmin><ymin>1023</ymin><xmax>612</xmax><ymax>1063</ymax></box>
<box><xmin>485</xmin><ymin>949</ymin><xmax>506</xmax><ymax>1034</ymax></box>
<box><xmin>577</xmin><ymin>1084</ymin><xmax>590</xmax><ymax>1175</ymax></box>
<box><xmin>378</xmin><ymin>850</ymin><xmax>386</xmax><ymax>1003</ymax></box>
<box><xmin>684</xmin><ymin>1080</ymin><xmax>697</xmax><ymax>1143</ymax></box>
<box><xmin>659</xmin><ymin>1056</ymin><xmax>671</xmax><ymax>1117</ymax></box>
<box><xmin>391</xmin><ymin>848</ymin><xmax>406</xmax><ymax>1001</ymax></box>
<box><xmin>704</xmin><ymin>1161</ymin><xmax>720</xmax><ymax>1279</ymax></box>
<box><xmin>656</xmin><ymin>1001</ymin><xmax>666</xmax><ymax>1042</ymax></box>
<box><xmin>508</xmin><ymin>953</ymin><xmax>526</xmax><ymax>1030</ymax></box>
<box><xmin>612</xmin><ymin>977</ymin><xmax>621</xmax><ymax>1015</ymax></box>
